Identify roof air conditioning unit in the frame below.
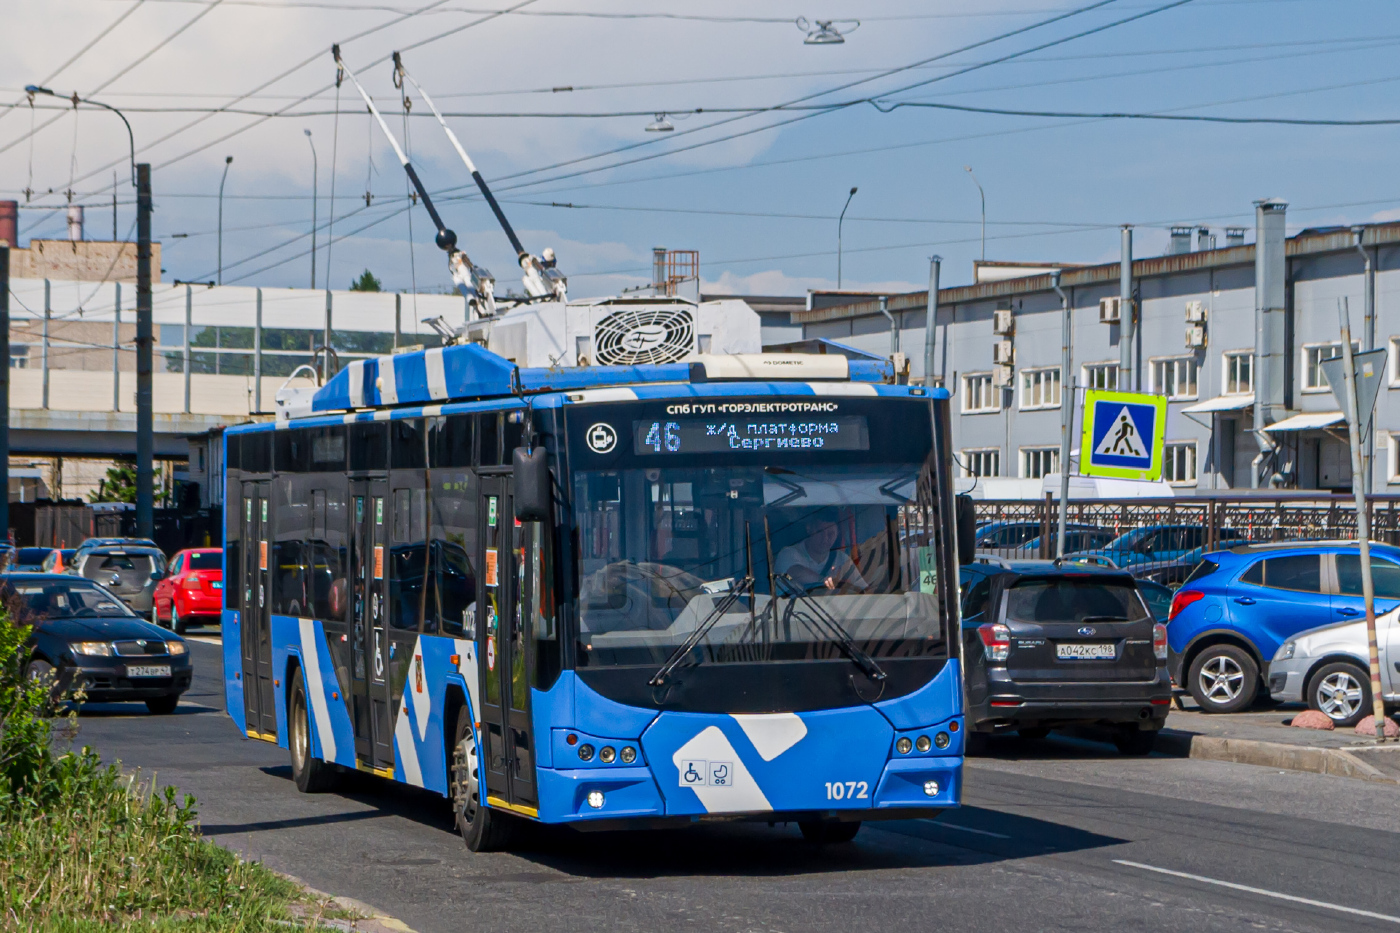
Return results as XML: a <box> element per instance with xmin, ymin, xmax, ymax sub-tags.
<box><xmin>992</xmin><ymin>308</ymin><xmax>1014</xmax><ymax>335</ymax></box>
<box><xmin>992</xmin><ymin>363</ymin><xmax>1013</xmax><ymax>387</ymax></box>
<box><xmin>1099</xmin><ymin>296</ymin><xmax>1121</xmax><ymax>324</ymax></box>
<box><xmin>1185</xmin><ymin>324</ymin><xmax>1207</xmax><ymax>349</ymax></box>
<box><xmin>592</xmin><ymin>304</ymin><xmax>696</xmax><ymax>365</ymax></box>
<box><xmin>992</xmin><ymin>339</ymin><xmax>1014</xmax><ymax>364</ymax></box>
<box><xmin>1185</xmin><ymin>300</ymin><xmax>1207</xmax><ymax>323</ymax></box>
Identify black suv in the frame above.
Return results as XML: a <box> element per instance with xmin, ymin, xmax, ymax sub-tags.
<box><xmin>960</xmin><ymin>560</ymin><xmax>1171</xmax><ymax>754</ymax></box>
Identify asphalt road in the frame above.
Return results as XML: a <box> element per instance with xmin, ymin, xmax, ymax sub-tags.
<box><xmin>74</xmin><ymin>638</ymin><xmax>1400</xmax><ymax>933</ymax></box>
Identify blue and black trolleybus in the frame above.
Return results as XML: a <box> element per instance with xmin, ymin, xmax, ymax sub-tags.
<box><xmin>222</xmin><ymin>343</ymin><xmax>967</xmax><ymax>850</ymax></box>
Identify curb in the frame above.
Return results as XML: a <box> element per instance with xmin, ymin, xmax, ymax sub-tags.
<box><xmin>278</xmin><ymin>872</ymin><xmax>418</xmax><ymax>933</ymax></box>
<box><xmin>1156</xmin><ymin>729</ymin><xmax>1400</xmax><ymax>785</ymax></box>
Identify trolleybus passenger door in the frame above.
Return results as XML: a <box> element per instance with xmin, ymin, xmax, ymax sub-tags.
<box><xmin>241</xmin><ymin>481</ymin><xmax>275</xmax><ymax>737</ymax></box>
<box><xmin>349</xmin><ymin>482</ymin><xmax>395</xmax><ymax>769</ymax></box>
<box><xmin>478</xmin><ymin>477</ymin><xmax>537</xmax><ymax>810</ymax></box>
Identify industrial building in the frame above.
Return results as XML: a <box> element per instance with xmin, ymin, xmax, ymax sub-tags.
<box><xmin>785</xmin><ymin>199</ymin><xmax>1398</xmax><ymax>497</ymax></box>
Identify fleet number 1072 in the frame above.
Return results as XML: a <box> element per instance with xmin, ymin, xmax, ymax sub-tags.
<box><xmin>825</xmin><ymin>781</ymin><xmax>869</xmax><ymax>800</ymax></box>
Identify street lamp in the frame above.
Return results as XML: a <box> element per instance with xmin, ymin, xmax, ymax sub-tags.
<box><xmin>963</xmin><ymin>166</ymin><xmax>985</xmax><ymax>262</ymax></box>
<box><xmin>26</xmin><ymin>84</ymin><xmax>152</xmax><ymax>538</ymax></box>
<box><xmin>837</xmin><ymin>186</ymin><xmax>857</xmax><ymax>289</ymax></box>
<box><xmin>305</xmin><ymin>128</ymin><xmax>317</xmax><ymax>290</ymax></box>
<box><xmin>217</xmin><ymin>155</ymin><xmax>233</xmax><ymax>286</ymax></box>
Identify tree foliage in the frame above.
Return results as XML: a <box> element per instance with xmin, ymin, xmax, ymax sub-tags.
<box><xmin>349</xmin><ymin>269</ymin><xmax>382</xmax><ymax>292</ymax></box>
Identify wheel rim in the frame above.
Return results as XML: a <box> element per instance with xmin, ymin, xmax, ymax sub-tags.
<box><xmin>1198</xmin><ymin>655</ymin><xmax>1245</xmax><ymax>703</ymax></box>
<box><xmin>1317</xmin><ymin>671</ymin><xmax>1364</xmax><ymax>720</ymax></box>
<box><xmin>291</xmin><ymin>690</ymin><xmax>308</xmax><ymax>772</ymax></box>
<box><xmin>452</xmin><ymin>726</ymin><xmax>482</xmax><ymax>828</ymax></box>
<box><xmin>27</xmin><ymin>663</ymin><xmax>48</xmax><ymax>683</ymax></box>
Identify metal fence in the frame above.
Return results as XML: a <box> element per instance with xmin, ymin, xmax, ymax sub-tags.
<box><xmin>973</xmin><ymin>495</ymin><xmax>1400</xmax><ymax>583</ymax></box>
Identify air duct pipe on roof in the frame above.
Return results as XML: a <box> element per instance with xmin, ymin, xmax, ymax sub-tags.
<box><xmin>1252</xmin><ymin>198</ymin><xmax>1288</xmax><ymax>488</ymax></box>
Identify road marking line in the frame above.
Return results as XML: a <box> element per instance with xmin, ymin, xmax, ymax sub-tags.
<box><xmin>924</xmin><ymin>820</ymin><xmax>1010</xmax><ymax>839</ymax></box>
<box><xmin>1113</xmin><ymin>860</ymin><xmax>1400</xmax><ymax>924</ymax></box>
<box><xmin>186</xmin><ymin>635</ymin><xmax>223</xmax><ymax>646</ymax></box>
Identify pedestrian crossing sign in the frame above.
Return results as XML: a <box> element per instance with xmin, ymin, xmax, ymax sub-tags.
<box><xmin>1081</xmin><ymin>390</ymin><xmax>1167</xmax><ymax>481</ymax></box>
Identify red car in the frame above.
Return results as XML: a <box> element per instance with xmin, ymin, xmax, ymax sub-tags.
<box><xmin>153</xmin><ymin>548</ymin><xmax>223</xmax><ymax>633</ymax></box>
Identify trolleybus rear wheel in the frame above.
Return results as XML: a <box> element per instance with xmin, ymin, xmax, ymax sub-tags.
<box><xmin>452</xmin><ymin>706</ymin><xmax>514</xmax><ymax>852</ymax></box>
<box><xmin>289</xmin><ymin>667</ymin><xmax>338</xmax><ymax>793</ymax></box>
<box><xmin>799</xmin><ymin>820</ymin><xmax>861</xmax><ymax>844</ymax></box>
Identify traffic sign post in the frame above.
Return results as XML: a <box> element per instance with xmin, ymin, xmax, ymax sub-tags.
<box><xmin>1321</xmin><ymin>334</ymin><xmax>1390</xmax><ymax>742</ymax></box>
<box><xmin>1080</xmin><ymin>390</ymin><xmax>1168</xmax><ymax>482</ymax></box>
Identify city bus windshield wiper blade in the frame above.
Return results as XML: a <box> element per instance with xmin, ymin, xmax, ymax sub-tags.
<box><xmin>775</xmin><ymin>573</ymin><xmax>886</xmax><ymax>683</ymax></box>
<box><xmin>648</xmin><ymin>575</ymin><xmax>753</xmax><ymax>687</ymax></box>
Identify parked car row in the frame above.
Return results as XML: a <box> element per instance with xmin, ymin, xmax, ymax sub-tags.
<box><xmin>961</xmin><ymin>537</ymin><xmax>1400</xmax><ymax>747</ymax></box>
<box><xmin>7</xmin><ymin>538</ymin><xmax>224</xmax><ymax>716</ymax></box>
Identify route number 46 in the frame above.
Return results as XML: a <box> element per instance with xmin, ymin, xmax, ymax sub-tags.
<box><xmin>825</xmin><ymin>781</ymin><xmax>869</xmax><ymax>801</ymax></box>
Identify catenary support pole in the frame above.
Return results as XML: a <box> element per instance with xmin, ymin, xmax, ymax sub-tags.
<box><xmin>183</xmin><ymin>284</ymin><xmax>192</xmax><ymax>414</ymax></box>
<box><xmin>1354</xmin><ymin>226</ymin><xmax>1376</xmax><ymax>494</ymax></box>
<box><xmin>322</xmin><ymin>289</ymin><xmax>332</xmax><ymax>382</ymax></box>
<box><xmin>136</xmin><ymin>162</ymin><xmax>153</xmax><ymax>539</ymax></box>
<box><xmin>1051</xmin><ymin>270</ymin><xmax>1073</xmax><ymax>558</ymax></box>
<box><xmin>254</xmin><ymin>287</ymin><xmax>262</xmax><ymax>413</ymax></box>
<box><xmin>113</xmin><ymin>283</ymin><xmax>121</xmax><ymax>411</ymax></box>
<box><xmin>924</xmin><ymin>256</ymin><xmax>940</xmax><ymax>387</ymax></box>
<box><xmin>1339</xmin><ymin>322</ymin><xmax>1389</xmax><ymax>741</ymax></box>
<box><xmin>41</xmin><ymin>279</ymin><xmax>49</xmax><ymax>410</ymax></box>
<box><xmin>1119</xmin><ymin>226</ymin><xmax>1133</xmax><ymax>390</ymax></box>
<box><xmin>0</xmin><ymin>245</ymin><xmax>10</xmax><ymax>541</ymax></box>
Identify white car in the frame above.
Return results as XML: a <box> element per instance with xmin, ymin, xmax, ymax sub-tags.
<box><xmin>1269</xmin><ymin>607</ymin><xmax>1400</xmax><ymax>727</ymax></box>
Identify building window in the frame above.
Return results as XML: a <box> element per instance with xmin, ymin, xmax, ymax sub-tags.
<box><xmin>961</xmin><ymin>448</ymin><xmax>1000</xmax><ymax>478</ymax></box>
<box><xmin>1083</xmin><ymin>362</ymin><xmax>1118</xmax><ymax>391</ymax></box>
<box><xmin>1303</xmin><ymin>342</ymin><xmax>1358</xmax><ymax>392</ymax></box>
<box><xmin>962</xmin><ymin>372</ymin><xmax>999</xmax><ymax>413</ymax></box>
<box><xmin>9</xmin><ymin>345</ymin><xmax>29</xmax><ymax>369</ymax></box>
<box><xmin>1163</xmin><ymin>442</ymin><xmax>1198</xmax><ymax>485</ymax></box>
<box><xmin>1021</xmin><ymin>446</ymin><xmax>1059</xmax><ymax>479</ymax></box>
<box><xmin>1222</xmin><ymin>351</ymin><xmax>1252</xmax><ymax>395</ymax></box>
<box><xmin>1152</xmin><ymin>356</ymin><xmax>1198</xmax><ymax>400</ymax></box>
<box><xmin>1020</xmin><ymin>367</ymin><xmax>1062</xmax><ymax>410</ymax></box>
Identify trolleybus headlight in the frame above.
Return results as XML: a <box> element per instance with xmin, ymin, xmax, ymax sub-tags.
<box><xmin>578</xmin><ymin>744</ymin><xmax>595</xmax><ymax>762</ymax></box>
<box><xmin>934</xmin><ymin>732</ymin><xmax>950</xmax><ymax>750</ymax></box>
<box><xmin>915</xmin><ymin>735</ymin><xmax>932</xmax><ymax>753</ymax></box>
<box><xmin>600</xmin><ymin>746</ymin><xmax>616</xmax><ymax>764</ymax></box>
<box><xmin>923</xmin><ymin>780</ymin><xmax>940</xmax><ymax>797</ymax></box>
<box><xmin>587</xmin><ymin>790</ymin><xmax>605</xmax><ymax>809</ymax></box>
<box><xmin>896</xmin><ymin>737</ymin><xmax>913</xmax><ymax>754</ymax></box>
<box><xmin>620</xmin><ymin>746</ymin><xmax>636</xmax><ymax>764</ymax></box>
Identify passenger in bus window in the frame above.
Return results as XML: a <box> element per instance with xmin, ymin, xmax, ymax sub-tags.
<box><xmin>775</xmin><ymin>513</ymin><xmax>869</xmax><ymax>593</ymax></box>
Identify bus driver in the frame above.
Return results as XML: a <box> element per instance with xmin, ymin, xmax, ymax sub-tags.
<box><xmin>775</xmin><ymin>513</ymin><xmax>869</xmax><ymax>593</ymax></box>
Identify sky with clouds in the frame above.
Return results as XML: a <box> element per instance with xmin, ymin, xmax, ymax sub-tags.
<box><xmin>4</xmin><ymin>0</ymin><xmax>1400</xmax><ymax>300</ymax></box>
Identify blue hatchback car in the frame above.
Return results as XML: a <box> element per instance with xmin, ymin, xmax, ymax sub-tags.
<box><xmin>1165</xmin><ymin>540</ymin><xmax>1400</xmax><ymax>713</ymax></box>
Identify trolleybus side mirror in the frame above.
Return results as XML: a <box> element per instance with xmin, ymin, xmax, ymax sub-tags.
<box><xmin>956</xmin><ymin>494</ymin><xmax>977</xmax><ymax>565</ymax></box>
<box><xmin>513</xmin><ymin>446</ymin><xmax>552</xmax><ymax>521</ymax></box>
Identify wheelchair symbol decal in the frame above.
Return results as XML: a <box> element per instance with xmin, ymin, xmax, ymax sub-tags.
<box><xmin>678</xmin><ymin>759</ymin><xmax>734</xmax><ymax>788</ymax></box>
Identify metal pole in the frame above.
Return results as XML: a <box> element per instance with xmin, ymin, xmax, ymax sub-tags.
<box><xmin>879</xmin><ymin>296</ymin><xmax>898</xmax><ymax>358</ymax></box>
<box><xmin>305</xmin><ymin>129</ymin><xmax>317</xmax><ymax>290</ymax></box>
<box><xmin>113</xmin><ymin>283</ymin><xmax>120</xmax><ymax>411</ymax></box>
<box><xmin>217</xmin><ymin>155</ymin><xmax>233</xmax><ymax>286</ymax></box>
<box><xmin>924</xmin><ymin>256</ymin><xmax>941</xmax><ymax>387</ymax></box>
<box><xmin>837</xmin><ymin>186</ymin><xmax>857</xmax><ymax>289</ymax></box>
<box><xmin>322</xmin><ymin>289</ymin><xmax>332</xmax><ymax>382</ymax></box>
<box><xmin>1338</xmin><ymin>321</ymin><xmax>1389</xmax><ymax>741</ymax></box>
<box><xmin>1051</xmin><ymin>271</ymin><xmax>1073</xmax><ymax>558</ymax></box>
<box><xmin>1119</xmin><ymin>225</ymin><xmax>1134</xmax><ymax>391</ymax></box>
<box><xmin>254</xmin><ymin>287</ymin><xmax>262</xmax><ymax>413</ymax></box>
<box><xmin>41</xmin><ymin>279</ymin><xmax>49</xmax><ymax>410</ymax></box>
<box><xmin>1354</xmin><ymin>226</ymin><xmax>1376</xmax><ymax>494</ymax></box>
<box><xmin>0</xmin><ymin>245</ymin><xmax>10</xmax><ymax>541</ymax></box>
<box><xmin>183</xmin><ymin>284</ymin><xmax>192</xmax><ymax>413</ymax></box>
<box><xmin>136</xmin><ymin>162</ymin><xmax>153</xmax><ymax>538</ymax></box>
<box><xmin>394</xmin><ymin>292</ymin><xmax>401</xmax><ymax>352</ymax></box>
<box><xmin>964</xmin><ymin>166</ymin><xmax>985</xmax><ymax>262</ymax></box>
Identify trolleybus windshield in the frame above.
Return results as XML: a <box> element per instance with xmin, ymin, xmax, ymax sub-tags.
<box><xmin>568</xmin><ymin>397</ymin><xmax>945</xmax><ymax>672</ymax></box>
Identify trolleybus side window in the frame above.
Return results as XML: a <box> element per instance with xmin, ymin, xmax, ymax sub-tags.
<box><xmin>480</xmin><ymin>413</ymin><xmax>502</xmax><ymax>467</ymax></box>
<box><xmin>391</xmin><ymin>418</ymin><xmax>426</xmax><ymax>470</ymax></box>
<box><xmin>390</xmin><ymin>485</ymin><xmax>431</xmax><ymax>631</ymax></box>
<box><xmin>350</xmin><ymin>422</ymin><xmax>388</xmax><ymax>472</ymax></box>
<box><xmin>274</xmin><ymin>474</ymin><xmax>312</xmax><ymax>617</ymax></box>
<box><xmin>430</xmin><ymin>463</ymin><xmax>478</xmax><ymax>637</ymax></box>
<box><xmin>429</xmin><ymin>413</ymin><xmax>473</xmax><ymax>468</ymax></box>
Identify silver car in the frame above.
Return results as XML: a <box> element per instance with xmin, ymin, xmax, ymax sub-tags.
<box><xmin>71</xmin><ymin>546</ymin><xmax>167</xmax><ymax>614</ymax></box>
<box><xmin>1269</xmin><ymin>607</ymin><xmax>1400</xmax><ymax>727</ymax></box>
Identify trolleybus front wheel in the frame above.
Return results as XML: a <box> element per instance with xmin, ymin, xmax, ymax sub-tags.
<box><xmin>799</xmin><ymin>820</ymin><xmax>861</xmax><ymax>844</ymax></box>
<box><xmin>289</xmin><ymin>667</ymin><xmax>338</xmax><ymax>793</ymax></box>
<box><xmin>452</xmin><ymin>706</ymin><xmax>515</xmax><ymax>852</ymax></box>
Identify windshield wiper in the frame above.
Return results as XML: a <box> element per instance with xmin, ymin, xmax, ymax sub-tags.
<box><xmin>774</xmin><ymin>573</ymin><xmax>886</xmax><ymax>683</ymax></box>
<box><xmin>648</xmin><ymin>575</ymin><xmax>753</xmax><ymax>687</ymax></box>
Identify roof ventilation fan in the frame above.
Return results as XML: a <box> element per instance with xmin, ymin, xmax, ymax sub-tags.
<box><xmin>593</xmin><ymin>306</ymin><xmax>696</xmax><ymax>366</ymax></box>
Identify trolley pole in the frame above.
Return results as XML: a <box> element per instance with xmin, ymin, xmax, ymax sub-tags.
<box><xmin>136</xmin><ymin>163</ymin><xmax>154</xmax><ymax>538</ymax></box>
<box><xmin>1338</xmin><ymin>324</ymin><xmax>1389</xmax><ymax>740</ymax></box>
